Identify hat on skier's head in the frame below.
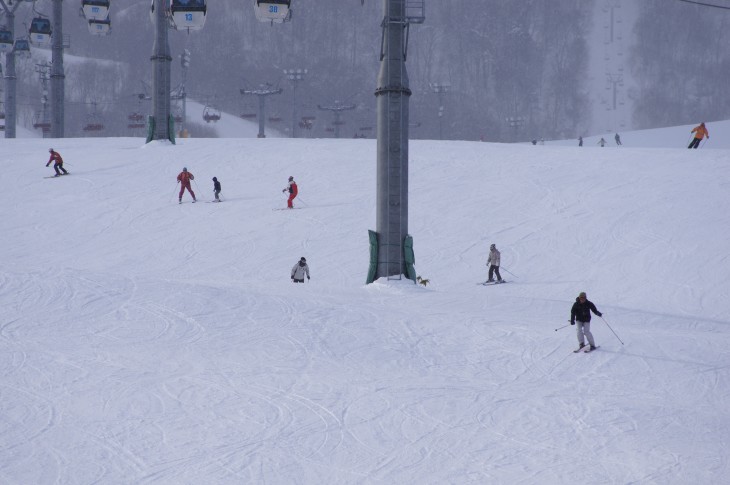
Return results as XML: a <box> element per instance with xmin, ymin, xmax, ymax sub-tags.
<box><xmin>300</xmin><ymin>257</ymin><xmax>306</xmax><ymax>262</ymax></box>
<box><xmin>490</xmin><ymin>243</ymin><xmax>496</xmax><ymax>249</ymax></box>
<box><xmin>579</xmin><ymin>292</ymin><xmax>586</xmax><ymax>299</ymax></box>
<box><xmin>183</xmin><ymin>167</ymin><xmax>187</xmax><ymax>172</ymax></box>
<box><xmin>49</xmin><ymin>148</ymin><xmax>54</xmax><ymax>153</ymax></box>
<box><xmin>212</xmin><ymin>177</ymin><xmax>217</xmax><ymax>181</ymax></box>
<box><xmin>288</xmin><ymin>176</ymin><xmax>294</xmax><ymax>181</ymax></box>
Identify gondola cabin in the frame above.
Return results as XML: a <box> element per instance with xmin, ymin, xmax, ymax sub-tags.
<box><xmin>87</xmin><ymin>18</ymin><xmax>111</xmax><ymax>36</ymax></box>
<box><xmin>81</xmin><ymin>0</ymin><xmax>111</xmax><ymax>21</ymax></box>
<box><xmin>0</xmin><ymin>29</ymin><xmax>13</xmax><ymax>53</ymax></box>
<box><xmin>171</xmin><ymin>0</ymin><xmax>207</xmax><ymax>31</ymax></box>
<box><xmin>29</xmin><ymin>17</ymin><xmax>52</xmax><ymax>46</ymax></box>
<box><xmin>254</xmin><ymin>0</ymin><xmax>291</xmax><ymax>23</ymax></box>
<box><xmin>14</xmin><ymin>38</ymin><xmax>31</xmax><ymax>54</ymax></box>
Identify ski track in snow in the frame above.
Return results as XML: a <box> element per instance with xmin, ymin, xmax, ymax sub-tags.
<box><xmin>0</xmin><ymin>137</ymin><xmax>729</xmax><ymax>483</ymax></box>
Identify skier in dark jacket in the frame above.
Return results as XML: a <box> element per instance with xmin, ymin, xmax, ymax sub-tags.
<box><xmin>570</xmin><ymin>292</ymin><xmax>602</xmax><ymax>351</ymax></box>
<box><xmin>212</xmin><ymin>176</ymin><xmax>221</xmax><ymax>202</ymax></box>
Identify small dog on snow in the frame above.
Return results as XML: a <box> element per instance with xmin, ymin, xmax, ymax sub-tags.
<box><xmin>416</xmin><ymin>276</ymin><xmax>430</xmax><ymax>287</ymax></box>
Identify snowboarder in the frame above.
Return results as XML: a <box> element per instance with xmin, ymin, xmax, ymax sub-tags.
<box><xmin>212</xmin><ymin>176</ymin><xmax>221</xmax><ymax>202</ymax></box>
<box><xmin>597</xmin><ymin>137</ymin><xmax>607</xmax><ymax>147</ymax></box>
<box><xmin>282</xmin><ymin>176</ymin><xmax>298</xmax><ymax>208</ymax></box>
<box><xmin>486</xmin><ymin>243</ymin><xmax>503</xmax><ymax>283</ymax></box>
<box><xmin>570</xmin><ymin>292</ymin><xmax>602</xmax><ymax>351</ymax></box>
<box><xmin>688</xmin><ymin>122</ymin><xmax>709</xmax><ymax>149</ymax></box>
<box><xmin>46</xmin><ymin>148</ymin><xmax>68</xmax><ymax>176</ymax></box>
<box><xmin>176</xmin><ymin>167</ymin><xmax>196</xmax><ymax>203</ymax></box>
<box><xmin>578</xmin><ymin>136</ymin><xmax>583</xmax><ymax>147</ymax></box>
<box><xmin>615</xmin><ymin>133</ymin><xmax>622</xmax><ymax>146</ymax></box>
<box><xmin>291</xmin><ymin>257</ymin><xmax>310</xmax><ymax>283</ymax></box>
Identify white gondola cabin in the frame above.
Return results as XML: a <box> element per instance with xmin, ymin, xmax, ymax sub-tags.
<box><xmin>29</xmin><ymin>17</ymin><xmax>52</xmax><ymax>46</ymax></box>
<box><xmin>254</xmin><ymin>0</ymin><xmax>291</xmax><ymax>23</ymax></box>
<box><xmin>81</xmin><ymin>0</ymin><xmax>111</xmax><ymax>21</ymax></box>
<box><xmin>87</xmin><ymin>18</ymin><xmax>111</xmax><ymax>36</ymax></box>
<box><xmin>171</xmin><ymin>0</ymin><xmax>207</xmax><ymax>31</ymax></box>
<box><xmin>0</xmin><ymin>29</ymin><xmax>13</xmax><ymax>53</ymax></box>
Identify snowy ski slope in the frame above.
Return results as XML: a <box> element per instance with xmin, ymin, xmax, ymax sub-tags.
<box><xmin>0</xmin><ymin>134</ymin><xmax>729</xmax><ymax>483</ymax></box>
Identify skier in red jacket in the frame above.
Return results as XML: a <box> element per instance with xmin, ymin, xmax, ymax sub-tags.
<box><xmin>46</xmin><ymin>148</ymin><xmax>69</xmax><ymax>176</ymax></box>
<box><xmin>282</xmin><ymin>176</ymin><xmax>298</xmax><ymax>208</ymax></box>
<box><xmin>177</xmin><ymin>167</ymin><xmax>196</xmax><ymax>203</ymax></box>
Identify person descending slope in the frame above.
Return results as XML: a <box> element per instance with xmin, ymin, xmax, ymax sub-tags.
<box><xmin>177</xmin><ymin>167</ymin><xmax>196</xmax><ymax>204</ymax></box>
<box><xmin>291</xmin><ymin>257</ymin><xmax>310</xmax><ymax>283</ymax></box>
<box><xmin>46</xmin><ymin>148</ymin><xmax>69</xmax><ymax>177</ymax></box>
<box><xmin>486</xmin><ymin>243</ymin><xmax>504</xmax><ymax>283</ymax></box>
<box><xmin>282</xmin><ymin>176</ymin><xmax>298</xmax><ymax>208</ymax></box>
<box><xmin>570</xmin><ymin>292</ymin><xmax>603</xmax><ymax>352</ymax></box>
<box><xmin>688</xmin><ymin>122</ymin><xmax>709</xmax><ymax>149</ymax></box>
<box><xmin>212</xmin><ymin>176</ymin><xmax>222</xmax><ymax>202</ymax></box>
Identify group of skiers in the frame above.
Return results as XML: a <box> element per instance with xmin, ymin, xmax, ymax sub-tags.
<box><xmin>486</xmin><ymin>243</ymin><xmax>603</xmax><ymax>352</ymax></box>
<box><xmin>575</xmin><ymin>122</ymin><xmax>710</xmax><ymax>149</ymax></box>
<box><xmin>175</xmin><ymin>167</ymin><xmax>223</xmax><ymax>204</ymax></box>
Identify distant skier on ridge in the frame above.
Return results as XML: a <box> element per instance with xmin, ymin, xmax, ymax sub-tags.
<box><xmin>212</xmin><ymin>176</ymin><xmax>221</xmax><ymax>202</ymax></box>
<box><xmin>176</xmin><ymin>167</ymin><xmax>196</xmax><ymax>204</ymax></box>
<box><xmin>46</xmin><ymin>148</ymin><xmax>69</xmax><ymax>177</ymax></box>
<box><xmin>688</xmin><ymin>122</ymin><xmax>709</xmax><ymax>149</ymax></box>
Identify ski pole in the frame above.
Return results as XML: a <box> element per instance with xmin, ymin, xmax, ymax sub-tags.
<box><xmin>501</xmin><ymin>267</ymin><xmax>518</xmax><ymax>278</ymax></box>
<box><xmin>600</xmin><ymin>316</ymin><xmax>624</xmax><ymax>345</ymax></box>
<box><xmin>170</xmin><ymin>181</ymin><xmax>180</xmax><ymax>203</ymax></box>
<box><xmin>554</xmin><ymin>322</ymin><xmax>571</xmax><ymax>332</ymax></box>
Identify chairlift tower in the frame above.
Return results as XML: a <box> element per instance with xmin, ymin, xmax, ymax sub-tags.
<box><xmin>240</xmin><ymin>84</ymin><xmax>282</xmax><ymax>138</ymax></box>
<box><xmin>149</xmin><ymin>0</ymin><xmax>174</xmax><ymax>143</ymax></box>
<box><xmin>283</xmin><ymin>68</ymin><xmax>307</xmax><ymax>138</ymax></box>
<box><xmin>367</xmin><ymin>0</ymin><xmax>425</xmax><ymax>284</ymax></box>
<box><xmin>317</xmin><ymin>101</ymin><xmax>355</xmax><ymax>139</ymax></box>
<box><xmin>429</xmin><ymin>82</ymin><xmax>450</xmax><ymax>140</ymax></box>
<box><xmin>0</xmin><ymin>0</ymin><xmax>31</xmax><ymax>139</ymax></box>
<box><xmin>49</xmin><ymin>0</ymin><xmax>65</xmax><ymax>138</ymax></box>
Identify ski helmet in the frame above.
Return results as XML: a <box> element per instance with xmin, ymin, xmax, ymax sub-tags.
<box><xmin>288</xmin><ymin>176</ymin><xmax>294</xmax><ymax>181</ymax></box>
<box><xmin>49</xmin><ymin>148</ymin><xmax>54</xmax><ymax>153</ymax></box>
<box><xmin>212</xmin><ymin>176</ymin><xmax>217</xmax><ymax>181</ymax></box>
<box><xmin>300</xmin><ymin>257</ymin><xmax>306</xmax><ymax>262</ymax></box>
<box><xmin>183</xmin><ymin>167</ymin><xmax>187</xmax><ymax>172</ymax></box>
<box><xmin>490</xmin><ymin>243</ymin><xmax>496</xmax><ymax>249</ymax></box>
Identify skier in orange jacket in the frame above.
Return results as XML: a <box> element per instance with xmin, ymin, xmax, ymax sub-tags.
<box><xmin>688</xmin><ymin>122</ymin><xmax>709</xmax><ymax>149</ymax></box>
<box><xmin>177</xmin><ymin>167</ymin><xmax>197</xmax><ymax>203</ymax></box>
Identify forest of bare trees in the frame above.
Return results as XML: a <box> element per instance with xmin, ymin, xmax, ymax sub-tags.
<box><xmin>3</xmin><ymin>0</ymin><xmax>729</xmax><ymax>140</ymax></box>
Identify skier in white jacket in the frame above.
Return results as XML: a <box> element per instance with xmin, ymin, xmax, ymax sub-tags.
<box><xmin>291</xmin><ymin>257</ymin><xmax>310</xmax><ymax>283</ymax></box>
<box><xmin>486</xmin><ymin>244</ymin><xmax>503</xmax><ymax>283</ymax></box>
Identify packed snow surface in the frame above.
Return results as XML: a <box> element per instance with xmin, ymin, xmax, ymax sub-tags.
<box><xmin>1</xmin><ymin>135</ymin><xmax>729</xmax><ymax>484</ymax></box>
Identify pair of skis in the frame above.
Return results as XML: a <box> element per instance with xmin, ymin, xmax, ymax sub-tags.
<box><xmin>573</xmin><ymin>345</ymin><xmax>599</xmax><ymax>353</ymax></box>
<box><xmin>478</xmin><ymin>280</ymin><xmax>508</xmax><ymax>286</ymax></box>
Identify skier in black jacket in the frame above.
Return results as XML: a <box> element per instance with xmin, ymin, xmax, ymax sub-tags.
<box><xmin>212</xmin><ymin>177</ymin><xmax>222</xmax><ymax>202</ymax></box>
<box><xmin>570</xmin><ymin>292</ymin><xmax>602</xmax><ymax>351</ymax></box>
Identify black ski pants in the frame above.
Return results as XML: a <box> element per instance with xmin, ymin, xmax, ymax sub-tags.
<box><xmin>688</xmin><ymin>137</ymin><xmax>702</xmax><ymax>149</ymax></box>
<box><xmin>54</xmin><ymin>163</ymin><xmax>68</xmax><ymax>175</ymax></box>
<box><xmin>488</xmin><ymin>265</ymin><xmax>502</xmax><ymax>282</ymax></box>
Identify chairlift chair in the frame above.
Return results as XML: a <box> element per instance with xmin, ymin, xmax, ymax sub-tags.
<box><xmin>170</xmin><ymin>0</ymin><xmax>207</xmax><ymax>31</ymax></box>
<box><xmin>254</xmin><ymin>0</ymin><xmax>291</xmax><ymax>23</ymax></box>
<box><xmin>81</xmin><ymin>0</ymin><xmax>111</xmax><ymax>21</ymax></box>
<box><xmin>0</xmin><ymin>29</ymin><xmax>13</xmax><ymax>53</ymax></box>
<box><xmin>29</xmin><ymin>17</ymin><xmax>52</xmax><ymax>46</ymax></box>
<box><xmin>203</xmin><ymin>106</ymin><xmax>221</xmax><ymax>123</ymax></box>
<box><xmin>87</xmin><ymin>18</ymin><xmax>111</xmax><ymax>36</ymax></box>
